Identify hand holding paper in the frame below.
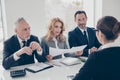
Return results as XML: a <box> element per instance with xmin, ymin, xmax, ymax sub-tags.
<box><xmin>49</xmin><ymin>45</ymin><xmax>87</xmax><ymax>57</ymax></box>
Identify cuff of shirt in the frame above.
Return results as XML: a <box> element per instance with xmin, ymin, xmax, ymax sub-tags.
<box><xmin>13</xmin><ymin>52</ymin><xmax>20</xmax><ymax>61</ymax></box>
<box><xmin>37</xmin><ymin>49</ymin><xmax>43</xmax><ymax>55</ymax></box>
<box><xmin>88</xmin><ymin>49</ymin><xmax>90</xmax><ymax>55</ymax></box>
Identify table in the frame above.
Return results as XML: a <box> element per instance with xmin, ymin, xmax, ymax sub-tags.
<box><xmin>1</xmin><ymin>58</ymin><xmax>85</xmax><ymax>80</ymax></box>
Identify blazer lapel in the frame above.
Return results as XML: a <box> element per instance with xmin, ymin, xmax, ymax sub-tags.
<box><xmin>75</xmin><ymin>27</ymin><xmax>83</xmax><ymax>37</ymax></box>
<box><xmin>75</xmin><ymin>27</ymin><xmax>85</xmax><ymax>42</ymax></box>
<box><xmin>14</xmin><ymin>35</ymin><xmax>21</xmax><ymax>50</ymax></box>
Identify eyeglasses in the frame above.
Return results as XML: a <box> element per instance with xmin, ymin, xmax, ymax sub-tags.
<box><xmin>93</xmin><ymin>29</ymin><xmax>99</xmax><ymax>32</ymax></box>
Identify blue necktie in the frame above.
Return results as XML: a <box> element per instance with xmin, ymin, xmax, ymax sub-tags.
<box><xmin>22</xmin><ymin>41</ymin><xmax>27</xmax><ymax>47</ymax></box>
<box><xmin>83</xmin><ymin>31</ymin><xmax>88</xmax><ymax>44</ymax></box>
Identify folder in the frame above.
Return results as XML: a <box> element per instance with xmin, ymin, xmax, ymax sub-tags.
<box><xmin>25</xmin><ymin>63</ymin><xmax>53</xmax><ymax>73</ymax></box>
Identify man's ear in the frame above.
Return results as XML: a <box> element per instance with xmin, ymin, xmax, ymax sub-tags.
<box><xmin>14</xmin><ymin>28</ymin><xmax>17</xmax><ymax>33</ymax></box>
<box><xmin>74</xmin><ymin>18</ymin><xmax>76</xmax><ymax>22</ymax></box>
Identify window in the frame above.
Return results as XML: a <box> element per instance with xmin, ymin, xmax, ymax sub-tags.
<box><xmin>0</xmin><ymin>0</ymin><xmax>7</xmax><ymax>64</ymax></box>
<box><xmin>0</xmin><ymin>8</ymin><xmax>3</xmax><ymax>64</ymax></box>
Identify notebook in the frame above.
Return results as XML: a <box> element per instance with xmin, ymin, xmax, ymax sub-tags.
<box><xmin>60</xmin><ymin>57</ymin><xmax>81</xmax><ymax>66</ymax></box>
<box><xmin>25</xmin><ymin>63</ymin><xmax>53</xmax><ymax>73</ymax></box>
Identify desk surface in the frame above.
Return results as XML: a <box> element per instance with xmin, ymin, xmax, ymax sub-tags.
<box><xmin>1</xmin><ymin>58</ymin><xmax>85</xmax><ymax>80</ymax></box>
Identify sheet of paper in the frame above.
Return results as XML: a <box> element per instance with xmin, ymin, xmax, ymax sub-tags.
<box><xmin>49</xmin><ymin>47</ymin><xmax>64</xmax><ymax>57</ymax></box>
<box><xmin>27</xmin><ymin>63</ymin><xmax>50</xmax><ymax>72</ymax></box>
<box><xmin>49</xmin><ymin>45</ymin><xmax>87</xmax><ymax>57</ymax></box>
<box><xmin>70</xmin><ymin>45</ymin><xmax>87</xmax><ymax>52</ymax></box>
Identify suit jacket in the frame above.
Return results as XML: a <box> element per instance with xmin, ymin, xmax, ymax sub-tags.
<box><xmin>73</xmin><ymin>47</ymin><xmax>120</xmax><ymax>80</ymax></box>
<box><xmin>2</xmin><ymin>35</ymin><xmax>45</xmax><ymax>69</ymax></box>
<box><xmin>68</xmin><ymin>27</ymin><xmax>101</xmax><ymax>56</ymax></box>
<box><xmin>41</xmin><ymin>36</ymin><xmax>68</xmax><ymax>61</ymax></box>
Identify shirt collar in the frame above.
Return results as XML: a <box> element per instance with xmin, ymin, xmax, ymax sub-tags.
<box><xmin>17</xmin><ymin>35</ymin><xmax>23</xmax><ymax>43</ymax></box>
<box><xmin>52</xmin><ymin>37</ymin><xmax>57</xmax><ymax>42</ymax></box>
<box><xmin>17</xmin><ymin>35</ymin><xmax>28</xmax><ymax>43</ymax></box>
<box><xmin>101</xmin><ymin>42</ymin><xmax>120</xmax><ymax>49</ymax></box>
<box><xmin>78</xmin><ymin>26</ymin><xmax>87</xmax><ymax>33</ymax></box>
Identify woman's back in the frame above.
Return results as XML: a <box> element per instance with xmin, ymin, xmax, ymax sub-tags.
<box><xmin>92</xmin><ymin>47</ymin><xmax>120</xmax><ymax>80</ymax></box>
<box><xmin>74</xmin><ymin>47</ymin><xmax>120</xmax><ymax>80</ymax></box>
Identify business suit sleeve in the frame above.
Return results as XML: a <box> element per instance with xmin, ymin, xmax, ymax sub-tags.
<box><xmin>32</xmin><ymin>36</ymin><xmax>46</xmax><ymax>62</ymax></box>
<box><xmin>64</xmin><ymin>38</ymin><xmax>69</xmax><ymax>49</ymax></box>
<box><xmin>68</xmin><ymin>32</ymin><xmax>78</xmax><ymax>48</ymax></box>
<box><xmin>41</xmin><ymin>38</ymin><xmax>49</xmax><ymax>61</ymax></box>
<box><xmin>73</xmin><ymin>53</ymin><xmax>97</xmax><ymax>80</ymax></box>
<box><xmin>2</xmin><ymin>41</ymin><xmax>18</xmax><ymax>69</ymax></box>
<box><xmin>82</xmin><ymin>49</ymin><xmax>89</xmax><ymax>56</ymax></box>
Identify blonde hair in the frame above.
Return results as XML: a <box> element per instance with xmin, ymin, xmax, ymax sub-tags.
<box><xmin>45</xmin><ymin>17</ymin><xmax>65</xmax><ymax>42</ymax></box>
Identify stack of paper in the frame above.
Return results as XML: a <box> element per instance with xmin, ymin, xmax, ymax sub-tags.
<box><xmin>60</xmin><ymin>57</ymin><xmax>81</xmax><ymax>66</ymax></box>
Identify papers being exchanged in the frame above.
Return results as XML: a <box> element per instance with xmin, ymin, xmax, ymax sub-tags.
<box><xmin>49</xmin><ymin>45</ymin><xmax>87</xmax><ymax>57</ymax></box>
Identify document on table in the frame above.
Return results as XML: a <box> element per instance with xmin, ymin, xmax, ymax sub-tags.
<box><xmin>25</xmin><ymin>63</ymin><xmax>53</xmax><ymax>73</ymax></box>
<box><xmin>60</xmin><ymin>57</ymin><xmax>81</xmax><ymax>66</ymax></box>
<box><xmin>49</xmin><ymin>45</ymin><xmax>87</xmax><ymax>57</ymax></box>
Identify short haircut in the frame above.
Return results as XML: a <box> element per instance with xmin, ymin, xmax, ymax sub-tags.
<box><xmin>15</xmin><ymin>17</ymin><xmax>26</xmax><ymax>25</ymax></box>
<box><xmin>74</xmin><ymin>10</ymin><xmax>87</xmax><ymax>19</ymax></box>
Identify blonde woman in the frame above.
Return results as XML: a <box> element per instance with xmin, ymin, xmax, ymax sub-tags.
<box><xmin>41</xmin><ymin>17</ymin><xmax>68</xmax><ymax>61</ymax></box>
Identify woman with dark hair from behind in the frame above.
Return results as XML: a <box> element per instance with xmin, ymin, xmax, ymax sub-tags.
<box><xmin>113</xmin><ymin>22</ymin><xmax>120</xmax><ymax>45</ymax></box>
<box><xmin>73</xmin><ymin>16</ymin><xmax>120</xmax><ymax>80</ymax></box>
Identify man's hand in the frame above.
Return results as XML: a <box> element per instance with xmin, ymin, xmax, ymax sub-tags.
<box><xmin>16</xmin><ymin>47</ymin><xmax>33</xmax><ymax>57</ymax></box>
<box><xmin>90</xmin><ymin>47</ymin><xmax>98</xmax><ymax>54</ymax></box>
<box><xmin>46</xmin><ymin>55</ymin><xmax>53</xmax><ymax>61</ymax></box>
<box><xmin>75</xmin><ymin>50</ymin><xmax>83</xmax><ymax>56</ymax></box>
<box><xmin>29</xmin><ymin>41</ymin><xmax>42</xmax><ymax>51</ymax></box>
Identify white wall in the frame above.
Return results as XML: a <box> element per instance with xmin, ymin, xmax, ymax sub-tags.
<box><xmin>5</xmin><ymin>0</ymin><xmax>97</xmax><ymax>39</ymax></box>
<box><xmin>5</xmin><ymin>0</ymin><xmax>46</xmax><ymax>38</ymax></box>
<box><xmin>102</xmin><ymin>0</ymin><xmax>120</xmax><ymax>21</ymax></box>
<box><xmin>4</xmin><ymin>0</ymin><xmax>120</xmax><ymax>39</ymax></box>
<box><xmin>83</xmin><ymin>0</ymin><xmax>94</xmax><ymax>27</ymax></box>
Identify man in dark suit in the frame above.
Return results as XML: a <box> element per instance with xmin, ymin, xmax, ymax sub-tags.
<box><xmin>2</xmin><ymin>17</ymin><xmax>45</xmax><ymax>69</ymax></box>
<box><xmin>68</xmin><ymin>10</ymin><xmax>101</xmax><ymax>56</ymax></box>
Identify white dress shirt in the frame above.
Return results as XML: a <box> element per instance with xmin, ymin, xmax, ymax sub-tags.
<box><xmin>78</xmin><ymin>27</ymin><xmax>91</xmax><ymax>54</ymax></box>
<box><xmin>100</xmin><ymin>41</ymin><xmax>120</xmax><ymax>50</ymax></box>
<box><xmin>13</xmin><ymin>36</ymin><xmax>42</xmax><ymax>61</ymax></box>
<box><xmin>53</xmin><ymin>38</ymin><xmax>59</xmax><ymax>49</ymax></box>
<box><xmin>52</xmin><ymin>38</ymin><xmax>65</xmax><ymax>58</ymax></box>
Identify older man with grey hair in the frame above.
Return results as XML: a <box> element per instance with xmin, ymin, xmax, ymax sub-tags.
<box><xmin>2</xmin><ymin>17</ymin><xmax>45</xmax><ymax>69</ymax></box>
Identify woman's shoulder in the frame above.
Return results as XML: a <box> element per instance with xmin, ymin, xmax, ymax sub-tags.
<box><xmin>41</xmin><ymin>36</ymin><xmax>48</xmax><ymax>43</ymax></box>
<box><xmin>41</xmin><ymin>36</ymin><xmax>47</xmax><ymax>40</ymax></box>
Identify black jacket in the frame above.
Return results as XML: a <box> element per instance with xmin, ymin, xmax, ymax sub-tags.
<box><xmin>73</xmin><ymin>47</ymin><xmax>120</xmax><ymax>80</ymax></box>
<box><xmin>68</xmin><ymin>27</ymin><xmax>101</xmax><ymax>56</ymax></box>
<box><xmin>2</xmin><ymin>35</ymin><xmax>45</xmax><ymax>69</ymax></box>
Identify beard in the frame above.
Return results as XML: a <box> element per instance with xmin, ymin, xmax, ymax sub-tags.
<box><xmin>78</xmin><ymin>24</ymin><xmax>86</xmax><ymax>29</ymax></box>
